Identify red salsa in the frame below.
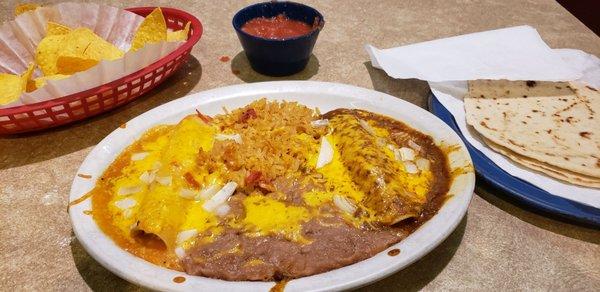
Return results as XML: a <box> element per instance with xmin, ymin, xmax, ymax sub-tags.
<box><xmin>241</xmin><ymin>14</ymin><xmax>315</xmax><ymax>39</ymax></box>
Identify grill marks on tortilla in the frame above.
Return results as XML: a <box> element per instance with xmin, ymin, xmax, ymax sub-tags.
<box><xmin>465</xmin><ymin>80</ymin><xmax>600</xmax><ymax>187</ymax></box>
<box><xmin>479</xmin><ymin>120</ymin><xmax>497</xmax><ymax>131</ymax></box>
<box><xmin>468</xmin><ymin>80</ymin><xmax>572</xmax><ymax>99</ymax></box>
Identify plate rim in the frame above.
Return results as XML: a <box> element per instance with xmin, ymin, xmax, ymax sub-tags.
<box><xmin>69</xmin><ymin>81</ymin><xmax>476</xmax><ymax>291</ymax></box>
<box><xmin>428</xmin><ymin>92</ymin><xmax>600</xmax><ymax>227</ymax></box>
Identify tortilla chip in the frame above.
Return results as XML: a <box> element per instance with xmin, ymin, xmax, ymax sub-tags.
<box><xmin>21</xmin><ymin>63</ymin><xmax>36</xmax><ymax>92</ymax></box>
<box><xmin>33</xmin><ymin>74</ymin><xmax>70</xmax><ymax>89</ymax></box>
<box><xmin>36</xmin><ymin>28</ymin><xmax>123</xmax><ymax>75</ymax></box>
<box><xmin>15</xmin><ymin>3</ymin><xmax>40</xmax><ymax>16</ymax></box>
<box><xmin>131</xmin><ymin>7</ymin><xmax>167</xmax><ymax>51</ymax></box>
<box><xmin>56</xmin><ymin>56</ymin><xmax>99</xmax><ymax>75</ymax></box>
<box><xmin>36</xmin><ymin>35</ymin><xmax>65</xmax><ymax>75</ymax></box>
<box><xmin>167</xmin><ymin>21</ymin><xmax>191</xmax><ymax>42</ymax></box>
<box><xmin>0</xmin><ymin>63</ymin><xmax>34</xmax><ymax>105</ymax></box>
<box><xmin>0</xmin><ymin>74</ymin><xmax>23</xmax><ymax>105</ymax></box>
<box><xmin>62</xmin><ymin>28</ymin><xmax>123</xmax><ymax>61</ymax></box>
<box><xmin>47</xmin><ymin>21</ymin><xmax>71</xmax><ymax>36</ymax></box>
<box><xmin>26</xmin><ymin>79</ymin><xmax>37</xmax><ymax>92</ymax></box>
<box><xmin>21</xmin><ymin>63</ymin><xmax>35</xmax><ymax>83</ymax></box>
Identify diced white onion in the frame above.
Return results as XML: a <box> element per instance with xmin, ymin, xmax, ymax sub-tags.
<box><xmin>179</xmin><ymin>188</ymin><xmax>197</xmax><ymax>199</ymax></box>
<box><xmin>399</xmin><ymin>147</ymin><xmax>416</xmax><ymax>161</ymax></box>
<box><xmin>131</xmin><ymin>152</ymin><xmax>149</xmax><ymax>161</ymax></box>
<box><xmin>387</xmin><ymin>144</ymin><xmax>406</xmax><ymax>162</ymax></box>
<box><xmin>215</xmin><ymin>204</ymin><xmax>231</xmax><ymax>217</ymax></box>
<box><xmin>122</xmin><ymin>208</ymin><xmax>133</xmax><ymax>219</ymax></box>
<box><xmin>114</xmin><ymin>197</ymin><xmax>137</xmax><ymax>210</ymax></box>
<box><xmin>408</xmin><ymin>140</ymin><xmax>422</xmax><ymax>152</ymax></box>
<box><xmin>215</xmin><ymin>133</ymin><xmax>242</xmax><ymax>144</ymax></box>
<box><xmin>203</xmin><ymin>182</ymin><xmax>238</xmax><ymax>211</ymax></box>
<box><xmin>358</xmin><ymin>119</ymin><xmax>375</xmax><ymax>135</ymax></box>
<box><xmin>175</xmin><ymin>247</ymin><xmax>186</xmax><ymax>259</ymax></box>
<box><xmin>393</xmin><ymin>148</ymin><xmax>402</xmax><ymax>161</ymax></box>
<box><xmin>176</xmin><ymin>229</ymin><xmax>198</xmax><ymax>245</ymax></box>
<box><xmin>416</xmin><ymin>158</ymin><xmax>431</xmax><ymax>172</ymax></box>
<box><xmin>118</xmin><ymin>185</ymin><xmax>142</xmax><ymax>196</ymax></box>
<box><xmin>156</xmin><ymin>176</ymin><xmax>172</xmax><ymax>186</ymax></box>
<box><xmin>139</xmin><ymin>171</ymin><xmax>156</xmax><ymax>184</ymax></box>
<box><xmin>404</xmin><ymin>161</ymin><xmax>419</xmax><ymax>174</ymax></box>
<box><xmin>333</xmin><ymin>195</ymin><xmax>357</xmax><ymax>214</ymax></box>
<box><xmin>197</xmin><ymin>184</ymin><xmax>220</xmax><ymax>200</ymax></box>
<box><xmin>375</xmin><ymin>175</ymin><xmax>386</xmax><ymax>188</ymax></box>
<box><xmin>376</xmin><ymin>137</ymin><xmax>386</xmax><ymax>147</ymax></box>
<box><xmin>316</xmin><ymin>136</ymin><xmax>334</xmax><ymax>169</ymax></box>
<box><xmin>310</xmin><ymin>119</ymin><xmax>329</xmax><ymax>127</ymax></box>
<box><xmin>151</xmin><ymin>161</ymin><xmax>162</xmax><ymax>171</ymax></box>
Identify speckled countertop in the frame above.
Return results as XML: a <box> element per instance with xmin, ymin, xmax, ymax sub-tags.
<box><xmin>1</xmin><ymin>0</ymin><xmax>599</xmax><ymax>291</ymax></box>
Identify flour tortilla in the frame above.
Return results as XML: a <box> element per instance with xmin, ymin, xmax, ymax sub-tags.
<box><xmin>481</xmin><ymin>137</ymin><xmax>600</xmax><ymax>188</ymax></box>
<box><xmin>465</xmin><ymin>80</ymin><xmax>600</xmax><ymax>178</ymax></box>
<box><xmin>468</xmin><ymin>80</ymin><xmax>572</xmax><ymax>99</ymax></box>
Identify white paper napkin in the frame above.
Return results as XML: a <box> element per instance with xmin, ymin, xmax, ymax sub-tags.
<box><xmin>366</xmin><ymin>25</ymin><xmax>582</xmax><ymax>82</ymax></box>
<box><xmin>366</xmin><ymin>25</ymin><xmax>600</xmax><ymax>208</ymax></box>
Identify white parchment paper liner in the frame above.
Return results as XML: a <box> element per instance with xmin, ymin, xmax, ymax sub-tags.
<box><xmin>366</xmin><ymin>25</ymin><xmax>600</xmax><ymax>208</ymax></box>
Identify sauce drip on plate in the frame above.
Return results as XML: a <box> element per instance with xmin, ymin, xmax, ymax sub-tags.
<box><xmin>270</xmin><ymin>279</ymin><xmax>289</xmax><ymax>292</ymax></box>
<box><xmin>387</xmin><ymin>248</ymin><xmax>401</xmax><ymax>256</ymax></box>
<box><xmin>242</xmin><ymin>14</ymin><xmax>314</xmax><ymax>39</ymax></box>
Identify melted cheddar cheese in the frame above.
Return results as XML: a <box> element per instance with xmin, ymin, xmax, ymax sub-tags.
<box><xmin>239</xmin><ymin>194</ymin><xmax>310</xmax><ymax>243</ymax></box>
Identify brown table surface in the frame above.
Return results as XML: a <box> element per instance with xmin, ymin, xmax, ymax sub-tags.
<box><xmin>1</xmin><ymin>0</ymin><xmax>599</xmax><ymax>291</ymax></box>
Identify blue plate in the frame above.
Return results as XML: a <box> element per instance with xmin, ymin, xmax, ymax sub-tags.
<box><xmin>428</xmin><ymin>93</ymin><xmax>600</xmax><ymax>227</ymax></box>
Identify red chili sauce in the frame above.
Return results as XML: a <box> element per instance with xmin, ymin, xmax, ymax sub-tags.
<box><xmin>241</xmin><ymin>14</ymin><xmax>314</xmax><ymax>39</ymax></box>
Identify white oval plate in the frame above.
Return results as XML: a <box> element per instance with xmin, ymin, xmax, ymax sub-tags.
<box><xmin>69</xmin><ymin>81</ymin><xmax>475</xmax><ymax>292</ymax></box>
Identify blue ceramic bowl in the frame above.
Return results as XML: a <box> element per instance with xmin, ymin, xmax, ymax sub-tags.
<box><xmin>232</xmin><ymin>1</ymin><xmax>324</xmax><ymax>76</ymax></box>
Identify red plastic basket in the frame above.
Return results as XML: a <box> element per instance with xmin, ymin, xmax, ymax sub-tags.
<box><xmin>0</xmin><ymin>7</ymin><xmax>202</xmax><ymax>135</ymax></box>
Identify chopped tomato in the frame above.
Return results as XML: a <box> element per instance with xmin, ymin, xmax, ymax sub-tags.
<box><xmin>238</xmin><ymin>108</ymin><xmax>257</xmax><ymax>123</ymax></box>
<box><xmin>245</xmin><ymin>170</ymin><xmax>262</xmax><ymax>186</ymax></box>
<box><xmin>184</xmin><ymin>172</ymin><xmax>200</xmax><ymax>189</ymax></box>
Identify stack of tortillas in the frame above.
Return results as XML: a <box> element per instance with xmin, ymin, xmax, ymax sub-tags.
<box><xmin>464</xmin><ymin>80</ymin><xmax>600</xmax><ymax>188</ymax></box>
